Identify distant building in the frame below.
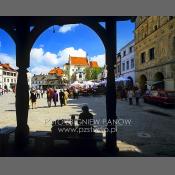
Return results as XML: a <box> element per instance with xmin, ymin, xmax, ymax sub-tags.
<box><xmin>31</xmin><ymin>67</ymin><xmax>65</xmax><ymax>89</ymax></box>
<box><xmin>98</xmin><ymin>65</ymin><xmax>107</xmax><ymax>80</ymax></box>
<box><xmin>48</xmin><ymin>67</ymin><xmax>64</xmax><ymax>76</ymax></box>
<box><xmin>48</xmin><ymin>67</ymin><xmax>67</xmax><ymax>82</ymax></box>
<box><xmin>31</xmin><ymin>74</ymin><xmax>46</xmax><ymax>89</ymax></box>
<box><xmin>63</xmin><ymin>56</ymin><xmax>99</xmax><ymax>83</ymax></box>
<box><xmin>27</xmin><ymin>72</ymin><xmax>32</xmax><ymax>89</ymax></box>
<box><xmin>116</xmin><ymin>40</ymin><xmax>135</xmax><ymax>86</ymax></box>
<box><xmin>115</xmin><ymin>53</ymin><xmax>121</xmax><ymax>77</ymax></box>
<box><xmin>89</xmin><ymin>61</ymin><xmax>99</xmax><ymax>68</ymax></box>
<box><xmin>0</xmin><ymin>63</ymin><xmax>17</xmax><ymax>91</ymax></box>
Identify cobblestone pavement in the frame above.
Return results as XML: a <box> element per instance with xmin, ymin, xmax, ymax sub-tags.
<box><xmin>0</xmin><ymin>92</ymin><xmax>175</xmax><ymax>156</ymax></box>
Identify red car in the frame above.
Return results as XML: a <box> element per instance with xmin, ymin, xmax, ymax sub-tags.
<box><xmin>143</xmin><ymin>91</ymin><xmax>175</xmax><ymax>108</ymax></box>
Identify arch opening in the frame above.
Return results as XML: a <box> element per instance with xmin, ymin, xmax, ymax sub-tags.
<box><xmin>153</xmin><ymin>72</ymin><xmax>164</xmax><ymax>90</ymax></box>
<box><xmin>139</xmin><ymin>74</ymin><xmax>147</xmax><ymax>91</ymax></box>
<box><xmin>28</xmin><ymin>23</ymin><xmax>106</xmax><ymax>132</ymax></box>
<box><xmin>0</xmin><ymin>28</ymin><xmax>17</xmax><ymax>129</ymax></box>
<box><xmin>127</xmin><ymin>76</ymin><xmax>134</xmax><ymax>87</ymax></box>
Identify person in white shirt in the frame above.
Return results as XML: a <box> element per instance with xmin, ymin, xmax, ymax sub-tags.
<box><xmin>127</xmin><ymin>89</ymin><xmax>134</xmax><ymax>105</ymax></box>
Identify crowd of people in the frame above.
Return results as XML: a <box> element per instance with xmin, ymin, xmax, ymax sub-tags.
<box><xmin>0</xmin><ymin>85</ymin><xmax>9</xmax><ymax>95</ymax></box>
<box><xmin>117</xmin><ymin>86</ymin><xmax>142</xmax><ymax>105</ymax></box>
<box><xmin>29</xmin><ymin>84</ymin><xmax>145</xmax><ymax>109</ymax></box>
<box><xmin>29</xmin><ymin>87</ymin><xmax>80</xmax><ymax>109</ymax></box>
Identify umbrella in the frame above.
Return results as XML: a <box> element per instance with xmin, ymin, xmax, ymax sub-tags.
<box><xmin>70</xmin><ymin>81</ymin><xmax>83</xmax><ymax>88</ymax></box>
<box><xmin>115</xmin><ymin>77</ymin><xmax>130</xmax><ymax>82</ymax></box>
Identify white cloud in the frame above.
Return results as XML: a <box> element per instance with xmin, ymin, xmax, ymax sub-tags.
<box><xmin>0</xmin><ymin>53</ymin><xmax>16</xmax><ymax>68</ymax></box>
<box><xmin>90</xmin><ymin>54</ymin><xmax>105</xmax><ymax>67</ymax></box>
<box><xmin>30</xmin><ymin>48</ymin><xmax>59</xmax><ymax>67</ymax></box>
<box><xmin>39</xmin><ymin>44</ymin><xmax>44</xmax><ymax>48</ymax></box>
<box><xmin>57</xmin><ymin>47</ymin><xmax>86</xmax><ymax>62</ymax></box>
<box><xmin>30</xmin><ymin>47</ymin><xmax>87</xmax><ymax>74</ymax></box>
<box><xmin>58</xmin><ymin>24</ymin><xmax>79</xmax><ymax>33</ymax></box>
<box><xmin>30</xmin><ymin>66</ymin><xmax>50</xmax><ymax>75</ymax></box>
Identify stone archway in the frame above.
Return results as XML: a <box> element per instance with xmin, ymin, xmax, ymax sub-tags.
<box><xmin>29</xmin><ymin>20</ymin><xmax>107</xmax><ymax>52</ymax></box>
<box><xmin>0</xmin><ymin>16</ymin><xmax>135</xmax><ymax>152</ymax></box>
<box><xmin>139</xmin><ymin>74</ymin><xmax>147</xmax><ymax>91</ymax></box>
<box><xmin>27</xmin><ymin>19</ymin><xmax>118</xmax><ymax>151</ymax></box>
<box><xmin>127</xmin><ymin>76</ymin><xmax>134</xmax><ymax>87</ymax></box>
<box><xmin>153</xmin><ymin>72</ymin><xmax>164</xmax><ymax>90</ymax></box>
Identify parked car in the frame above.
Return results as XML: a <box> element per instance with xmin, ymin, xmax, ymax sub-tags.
<box><xmin>143</xmin><ymin>90</ymin><xmax>175</xmax><ymax>108</ymax></box>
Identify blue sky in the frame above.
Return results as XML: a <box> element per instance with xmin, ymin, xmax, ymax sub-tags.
<box><xmin>0</xmin><ymin>20</ymin><xmax>134</xmax><ymax>74</ymax></box>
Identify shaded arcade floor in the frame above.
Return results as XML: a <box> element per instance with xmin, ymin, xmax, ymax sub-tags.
<box><xmin>1</xmin><ymin>132</ymin><xmax>175</xmax><ymax>157</ymax></box>
<box><xmin>2</xmin><ymin>133</ymin><xmax>144</xmax><ymax>157</ymax></box>
<box><xmin>1</xmin><ymin>93</ymin><xmax>175</xmax><ymax>156</ymax></box>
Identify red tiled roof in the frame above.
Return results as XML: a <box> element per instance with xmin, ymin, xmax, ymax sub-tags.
<box><xmin>70</xmin><ymin>56</ymin><xmax>89</xmax><ymax>66</ymax></box>
<box><xmin>0</xmin><ymin>63</ymin><xmax>16</xmax><ymax>71</ymax></box>
<box><xmin>49</xmin><ymin>67</ymin><xmax>64</xmax><ymax>76</ymax></box>
<box><xmin>89</xmin><ymin>61</ymin><xmax>99</xmax><ymax>68</ymax></box>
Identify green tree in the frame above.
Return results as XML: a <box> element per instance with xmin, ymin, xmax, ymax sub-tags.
<box><xmin>64</xmin><ymin>69</ymin><xmax>70</xmax><ymax>80</ymax></box>
<box><xmin>91</xmin><ymin>67</ymin><xmax>103</xmax><ymax>80</ymax></box>
<box><xmin>85</xmin><ymin>67</ymin><xmax>103</xmax><ymax>80</ymax></box>
<box><xmin>85</xmin><ymin>67</ymin><xmax>91</xmax><ymax>80</ymax></box>
<box><xmin>71</xmin><ymin>72</ymin><xmax>76</xmax><ymax>82</ymax></box>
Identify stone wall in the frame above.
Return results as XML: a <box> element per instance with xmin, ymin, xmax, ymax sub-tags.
<box><xmin>135</xmin><ymin>16</ymin><xmax>175</xmax><ymax>90</ymax></box>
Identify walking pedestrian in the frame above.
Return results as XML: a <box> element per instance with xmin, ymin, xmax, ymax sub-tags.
<box><xmin>36</xmin><ymin>89</ymin><xmax>40</xmax><ymax>99</ymax></box>
<box><xmin>41</xmin><ymin>89</ymin><xmax>44</xmax><ymax>98</ymax></box>
<box><xmin>47</xmin><ymin>88</ymin><xmax>53</xmax><ymax>107</ymax></box>
<box><xmin>75</xmin><ymin>88</ymin><xmax>79</xmax><ymax>99</ymax></box>
<box><xmin>30</xmin><ymin>90</ymin><xmax>37</xmax><ymax>109</ymax></box>
<box><xmin>135</xmin><ymin>88</ymin><xmax>141</xmax><ymax>105</ymax></box>
<box><xmin>53</xmin><ymin>90</ymin><xmax>58</xmax><ymax>107</ymax></box>
<box><xmin>59</xmin><ymin>90</ymin><xmax>65</xmax><ymax>107</ymax></box>
<box><xmin>64</xmin><ymin>89</ymin><xmax>69</xmax><ymax>105</ymax></box>
<box><xmin>127</xmin><ymin>89</ymin><xmax>134</xmax><ymax>105</ymax></box>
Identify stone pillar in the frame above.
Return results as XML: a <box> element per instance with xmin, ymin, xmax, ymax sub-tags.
<box><xmin>105</xmin><ymin>20</ymin><xmax>119</xmax><ymax>152</ymax></box>
<box><xmin>15</xmin><ymin>68</ymin><xmax>29</xmax><ymax>147</ymax></box>
<box><xmin>15</xmin><ymin>23</ymin><xmax>30</xmax><ymax>147</ymax></box>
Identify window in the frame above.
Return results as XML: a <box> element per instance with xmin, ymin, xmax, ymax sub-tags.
<box><xmin>123</xmin><ymin>50</ymin><xmax>126</xmax><ymax>57</ymax></box>
<box><xmin>7</xmin><ymin>79</ymin><xmax>9</xmax><ymax>82</ymax></box>
<box><xmin>131</xmin><ymin>59</ymin><xmax>134</xmax><ymax>68</ymax></box>
<box><xmin>129</xmin><ymin>46</ymin><xmax>133</xmax><ymax>53</ymax></box>
<box><xmin>72</xmin><ymin>69</ymin><xmax>74</xmax><ymax>71</ymax></box>
<box><xmin>3</xmin><ymin>71</ymin><xmax>6</xmax><ymax>75</ymax></box>
<box><xmin>4</xmin><ymin>78</ymin><xmax>6</xmax><ymax>82</ymax></box>
<box><xmin>7</xmin><ymin>72</ymin><xmax>10</xmax><ymax>76</ymax></box>
<box><xmin>11</xmin><ymin>79</ymin><xmax>13</xmax><ymax>83</ymax></box>
<box><xmin>141</xmin><ymin>52</ymin><xmax>146</xmax><ymax>64</ymax></box>
<box><xmin>169</xmin><ymin>16</ymin><xmax>174</xmax><ymax>20</ymax></box>
<box><xmin>126</xmin><ymin>61</ymin><xmax>129</xmax><ymax>70</ymax></box>
<box><xmin>149</xmin><ymin>48</ymin><xmax>155</xmax><ymax>60</ymax></box>
<box><xmin>14</xmin><ymin>73</ymin><xmax>16</xmax><ymax>76</ymax></box>
<box><xmin>154</xmin><ymin>25</ymin><xmax>158</xmax><ymax>31</ymax></box>
<box><xmin>122</xmin><ymin>63</ymin><xmax>125</xmax><ymax>71</ymax></box>
<box><xmin>79</xmin><ymin>73</ymin><xmax>82</xmax><ymax>79</ymax></box>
